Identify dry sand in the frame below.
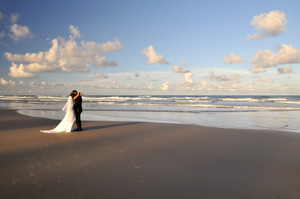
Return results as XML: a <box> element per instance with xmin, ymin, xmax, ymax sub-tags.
<box><xmin>1</xmin><ymin>108</ymin><xmax>300</xmax><ymax>199</ymax></box>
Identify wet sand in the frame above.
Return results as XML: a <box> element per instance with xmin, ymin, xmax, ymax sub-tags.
<box><xmin>1</xmin><ymin>108</ymin><xmax>300</xmax><ymax>198</ymax></box>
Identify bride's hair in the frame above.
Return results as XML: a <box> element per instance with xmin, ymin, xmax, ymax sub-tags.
<box><xmin>70</xmin><ymin>92</ymin><xmax>76</xmax><ymax>98</ymax></box>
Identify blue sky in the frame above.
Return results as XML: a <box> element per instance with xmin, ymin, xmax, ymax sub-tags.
<box><xmin>1</xmin><ymin>0</ymin><xmax>300</xmax><ymax>95</ymax></box>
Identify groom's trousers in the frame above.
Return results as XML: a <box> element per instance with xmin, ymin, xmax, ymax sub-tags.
<box><xmin>75</xmin><ymin>109</ymin><xmax>82</xmax><ymax>130</ymax></box>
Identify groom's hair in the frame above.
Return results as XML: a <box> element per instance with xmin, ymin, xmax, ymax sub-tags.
<box><xmin>72</xmin><ymin>90</ymin><xmax>77</xmax><ymax>93</ymax></box>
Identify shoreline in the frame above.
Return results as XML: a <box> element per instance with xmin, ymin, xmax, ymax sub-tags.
<box><xmin>1</xmin><ymin>108</ymin><xmax>300</xmax><ymax>198</ymax></box>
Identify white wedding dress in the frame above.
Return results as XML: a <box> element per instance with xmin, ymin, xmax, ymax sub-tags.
<box><xmin>40</xmin><ymin>96</ymin><xmax>75</xmax><ymax>133</ymax></box>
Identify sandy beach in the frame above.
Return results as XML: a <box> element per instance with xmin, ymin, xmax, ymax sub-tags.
<box><xmin>1</xmin><ymin>108</ymin><xmax>300</xmax><ymax>199</ymax></box>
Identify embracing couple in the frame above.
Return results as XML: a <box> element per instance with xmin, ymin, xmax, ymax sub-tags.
<box><xmin>41</xmin><ymin>90</ymin><xmax>83</xmax><ymax>133</ymax></box>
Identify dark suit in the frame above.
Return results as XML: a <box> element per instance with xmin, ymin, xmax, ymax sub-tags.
<box><xmin>74</xmin><ymin>95</ymin><xmax>82</xmax><ymax>130</ymax></box>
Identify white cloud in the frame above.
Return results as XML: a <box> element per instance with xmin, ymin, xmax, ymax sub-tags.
<box><xmin>245</xmin><ymin>10</ymin><xmax>287</xmax><ymax>40</ymax></box>
<box><xmin>97</xmin><ymin>39</ymin><xmax>123</xmax><ymax>53</ymax></box>
<box><xmin>37</xmin><ymin>81</ymin><xmax>60</xmax><ymax>89</ymax></box>
<box><xmin>252</xmin><ymin>75</ymin><xmax>261</xmax><ymax>79</ymax></box>
<box><xmin>208</xmin><ymin>70</ymin><xmax>241</xmax><ymax>83</ymax></box>
<box><xmin>143</xmin><ymin>45</ymin><xmax>169</xmax><ymax>65</ymax></box>
<box><xmin>173</xmin><ymin>65</ymin><xmax>189</xmax><ymax>73</ymax></box>
<box><xmin>9</xmin><ymin>63</ymin><xmax>36</xmax><ymax>78</ymax></box>
<box><xmin>148</xmin><ymin>84</ymin><xmax>153</xmax><ymax>90</ymax></box>
<box><xmin>29</xmin><ymin>81</ymin><xmax>34</xmax><ymax>87</ymax></box>
<box><xmin>5</xmin><ymin>51</ymin><xmax>44</xmax><ymax>63</ymax></box>
<box><xmin>250</xmin><ymin>44</ymin><xmax>300</xmax><ymax>73</ymax></box>
<box><xmin>201</xmin><ymin>81</ymin><xmax>208</xmax><ymax>88</ymax></box>
<box><xmin>209</xmin><ymin>70</ymin><xmax>230</xmax><ymax>81</ymax></box>
<box><xmin>278</xmin><ymin>66</ymin><xmax>293</xmax><ymax>74</ymax></box>
<box><xmin>160</xmin><ymin>82</ymin><xmax>170</xmax><ymax>90</ymax></box>
<box><xmin>9</xmin><ymin>24</ymin><xmax>32</xmax><ymax>42</ymax></box>
<box><xmin>93</xmin><ymin>56</ymin><xmax>117</xmax><ymax>68</ymax></box>
<box><xmin>184</xmin><ymin>72</ymin><xmax>193</xmax><ymax>84</ymax></box>
<box><xmin>181</xmin><ymin>60</ymin><xmax>192</xmax><ymax>66</ymax></box>
<box><xmin>95</xmin><ymin>73</ymin><xmax>108</xmax><ymax>78</ymax></box>
<box><xmin>250</xmin><ymin>67</ymin><xmax>266</xmax><ymax>73</ymax></box>
<box><xmin>173</xmin><ymin>65</ymin><xmax>193</xmax><ymax>86</ymax></box>
<box><xmin>0</xmin><ymin>31</ymin><xmax>5</xmax><ymax>38</ymax></box>
<box><xmin>96</xmin><ymin>79</ymin><xmax>155</xmax><ymax>91</ymax></box>
<box><xmin>230</xmin><ymin>73</ymin><xmax>241</xmax><ymax>82</ymax></box>
<box><xmin>69</xmin><ymin>25</ymin><xmax>80</xmax><ymax>40</ymax></box>
<box><xmin>24</xmin><ymin>63</ymin><xmax>59</xmax><ymax>72</ymax></box>
<box><xmin>257</xmin><ymin>78</ymin><xmax>273</xmax><ymax>82</ymax></box>
<box><xmin>213</xmin><ymin>81</ymin><xmax>240</xmax><ymax>92</ymax></box>
<box><xmin>0</xmin><ymin>78</ymin><xmax>8</xmax><ymax>85</ymax></box>
<box><xmin>223</xmin><ymin>53</ymin><xmax>244</xmax><ymax>64</ymax></box>
<box><xmin>10</xmin><ymin>13</ymin><xmax>19</xmax><ymax>23</ymax></box>
<box><xmin>45</xmin><ymin>38</ymin><xmax>59</xmax><ymax>63</ymax></box>
<box><xmin>5</xmin><ymin>25</ymin><xmax>123</xmax><ymax>75</ymax></box>
<box><xmin>10</xmin><ymin>80</ymin><xmax>15</xmax><ymax>86</ymax></box>
<box><xmin>0</xmin><ymin>12</ymin><xmax>32</xmax><ymax>43</ymax></box>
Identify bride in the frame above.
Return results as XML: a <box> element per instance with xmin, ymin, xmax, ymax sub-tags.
<box><xmin>40</xmin><ymin>91</ymin><xmax>81</xmax><ymax>133</ymax></box>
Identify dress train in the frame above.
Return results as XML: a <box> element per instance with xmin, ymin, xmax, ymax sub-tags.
<box><xmin>40</xmin><ymin>96</ymin><xmax>75</xmax><ymax>133</ymax></box>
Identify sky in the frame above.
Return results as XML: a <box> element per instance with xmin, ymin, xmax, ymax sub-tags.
<box><xmin>0</xmin><ymin>0</ymin><xmax>300</xmax><ymax>95</ymax></box>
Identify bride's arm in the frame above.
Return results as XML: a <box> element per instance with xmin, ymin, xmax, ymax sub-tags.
<box><xmin>73</xmin><ymin>93</ymin><xmax>79</xmax><ymax>100</ymax></box>
<box><xmin>73</xmin><ymin>92</ymin><xmax>83</xmax><ymax>100</ymax></box>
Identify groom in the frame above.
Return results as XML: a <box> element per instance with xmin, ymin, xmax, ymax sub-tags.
<box><xmin>72</xmin><ymin>90</ymin><xmax>83</xmax><ymax>131</ymax></box>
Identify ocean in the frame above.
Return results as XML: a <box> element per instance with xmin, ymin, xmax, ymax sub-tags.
<box><xmin>1</xmin><ymin>95</ymin><xmax>300</xmax><ymax>132</ymax></box>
